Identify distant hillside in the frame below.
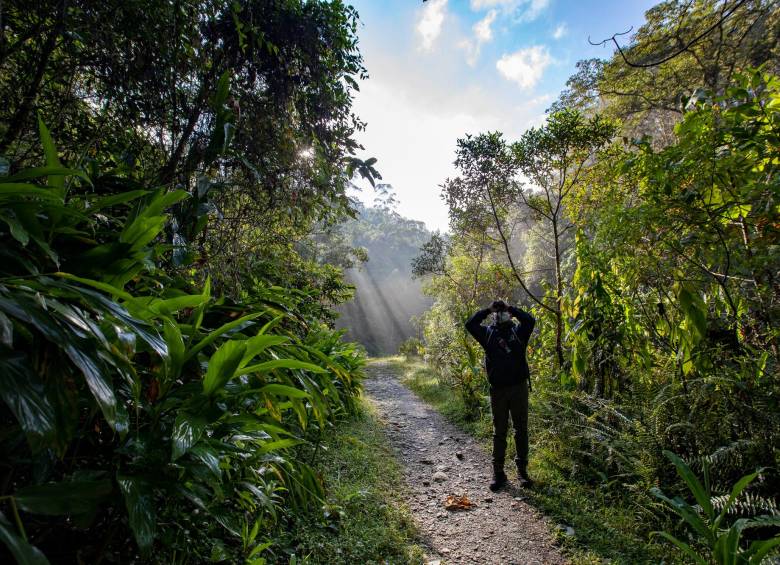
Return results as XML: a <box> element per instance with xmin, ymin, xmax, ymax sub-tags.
<box><xmin>335</xmin><ymin>203</ymin><xmax>433</xmax><ymax>355</ymax></box>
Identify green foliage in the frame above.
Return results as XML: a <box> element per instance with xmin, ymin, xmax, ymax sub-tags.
<box><xmin>281</xmin><ymin>397</ymin><xmax>424</xmax><ymax>563</ymax></box>
<box><xmin>438</xmin><ymin>110</ymin><xmax>619</xmax><ymax>370</ymax></box>
<box><xmin>0</xmin><ymin>0</ymin><xmax>378</xmax><ymax>559</ymax></box>
<box><xmin>398</xmin><ymin>337</ymin><xmax>424</xmax><ymax>359</ymax></box>
<box><xmin>0</xmin><ymin>0</ymin><xmax>375</xmax><ymax>300</ymax></box>
<box><xmin>0</xmin><ymin>102</ymin><xmax>365</xmax><ymax>565</ymax></box>
<box><xmin>652</xmin><ymin>451</ymin><xmax>780</xmax><ymax>564</ymax></box>
<box><xmin>419</xmin><ymin>29</ymin><xmax>780</xmax><ymax>564</ymax></box>
<box><xmin>554</xmin><ymin>1</ymin><xmax>779</xmax><ymax>141</ymax></box>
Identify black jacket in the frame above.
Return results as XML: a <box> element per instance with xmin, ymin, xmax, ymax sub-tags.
<box><xmin>465</xmin><ymin>306</ymin><xmax>535</xmax><ymax>390</ymax></box>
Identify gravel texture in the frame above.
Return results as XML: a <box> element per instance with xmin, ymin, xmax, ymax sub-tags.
<box><xmin>364</xmin><ymin>361</ymin><xmax>568</xmax><ymax>565</ymax></box>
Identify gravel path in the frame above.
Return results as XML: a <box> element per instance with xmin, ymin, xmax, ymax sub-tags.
<box><xmin>364</xmin><ymin>361</ymin><xmax>568</xmax><ymax>565</ymax></box>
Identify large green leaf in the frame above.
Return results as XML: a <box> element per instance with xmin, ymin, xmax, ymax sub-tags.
<box><xmin>663</xmin><ymin>450</ymin><xmax>714</xmax><ymax>520</ymax></box>
<box><xmin>137</xmin><ymin>188</ymin><xmax>188</xmax><ymax>218</ymax></box>
<box><xmin>120</xmin><ymin>215</ymin><xmax>167</xmax><ymax>251</ymax></box>
<box><xmin>678</xmin><ymin>287</ymin><xmax>707</xmax><ymax>341</ymax></box>
<box><xmin>53</xmin><ymin>273</ymin><xmax>134</xmax><ymax>300</ymax></box>
<box><xmin>163</xmin><ymin>319</ymin><xmax>185</xmax><ymax>381</ymax></box>
<box><xmin>62</xmin><ymin>343</ymin><xmax>121</xmax><ymax>432</ymax></box>
<box><xmin>240</xmin><ymin>334</ymin><xmax>289</xmax><ymax>366</ymax></box>
<box><xmin>52</xmin><ymin>278</ymin><xmax>168</xmax><ymax>358</ymax></box>
<box><xmin>186</xmin><ymin>312</ymin><xmax>262</xmax><ymax>361</ymax></box>
<box><xmin>651</xmin><ymin>532</ymin><xmax>708</xmax><ymax>565</ymax></box>
<box><xmin>189</xmin><ymin>444</ymin><xmax>222</xmax><ymax>477</ymax></box>
<box><xmin>0</xmin><ymin>211</ymin><xmax>30</xmax><ymax>245</ymax></box>
<box><xmin>257</xmin><ymin>438</ymin><xmax>306</xmax><ymax>454</ymax></box>
<box><xmin>0</xmin><ymin>183</ymin><xmax>64</xmax><ymax>200</ymax></box>
<box><xmin>747</xmin><ymin>535</ymin><xmax>780</xmax><ymax>562</ymax></box>
<box><xmin>117</xmin><ymin>475</ymin><xmax>156</xmax><ymax>553</ymax></box>
<box><xmin>713</xmin><ymin>527</ymin><xmax>741</xmax><ymax>565</ymax></box>
<box><xmin>203</xmin><ymin>340</ymin><xmax>247</xmax><ymax>396</ymax></box>
<box><xmin>36</xmin><ymin>117</ymin><xmax>65</xmax><ymax>194</ymax></box>
<box><xmin>86</xmin><ymin>189</ymin><xmax>149</xmax><ymax>213</ymax></box>
<box><xmin>0</xmin><ymin>310</ymin><xmax>12</xmax><ymax>346</ymax></box>
<box><xmin>713</xmin><ymin>468</ymin><xmax>761</xmax><ymax>529</ymax></box>
<box><xmin>190</xmin><ymin>276</ymin><xmax>211</xmax><ymax>334</ymax></box>
<box><xmin>0</xmin><ymin>287</ymin><xmax>126</xmax><ymax>435</ymax></box>
<box><xmin>130</xmin><ymin>293</ymin><xmax>209</xmax><ymax>319</ymax></box>
<box><xmin>4</xmin><ymin>166</ymin><xmax>89</xmax><ymax>184</ymax></box>
<box><xmin>650</xmin><ymin>487</ymin><xmax>713</xmax><ymax>544</ymax></box>
<box><xmin>257</xmin><ymin>384</ymin><xmax>311</xmax><ymax>399</ymax></box>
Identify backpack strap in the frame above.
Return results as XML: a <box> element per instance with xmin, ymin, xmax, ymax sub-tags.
<box><xmin>510</xmin><ymin>326</ymin><xmax>532</xmax><ymax>393</ymax></box>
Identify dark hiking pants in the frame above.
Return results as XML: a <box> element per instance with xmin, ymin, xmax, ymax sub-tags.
<box><xmin>489</xmin><ymin>382</ymin><xmax>529</xmax><ymax>471</ymax></box>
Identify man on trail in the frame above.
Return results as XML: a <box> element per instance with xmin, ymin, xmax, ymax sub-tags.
<box><xmin>465</xmin><ymin>300</ymin><xmax>535</xmax><ymax>491</ymax></box>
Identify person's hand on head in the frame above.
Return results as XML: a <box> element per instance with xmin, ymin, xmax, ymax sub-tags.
<box><xmin>490</xmin><ymin>300</ymin><xmax>507</xmax><ymax>312</ymax></box>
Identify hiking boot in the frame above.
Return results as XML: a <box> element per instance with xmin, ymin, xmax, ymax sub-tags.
<box><xmin>517</xmin><ymin>465</ymin><xmax>534</xmax><ymax>487</ymax></box>
<box><xmin>489</xmin><ymin>470</ymin><xmax>507</xmax><ymax>492</ymax></box>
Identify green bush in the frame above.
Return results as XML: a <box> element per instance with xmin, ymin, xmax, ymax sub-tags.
<box><xmin>0</xmin><ymin>126</ymin><xmax>365</xmax><ymax>563</ymax></box>
<box><xmin>652</xmin><ymin>451</ymin><xmax>780</xmax><ymax>564</ymax></box>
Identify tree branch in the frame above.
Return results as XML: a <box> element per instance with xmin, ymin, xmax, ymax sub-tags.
<box><xmin>588</xmin><ymin>0</ymin><xmax>748</xmax><ymax>69</ymax></box>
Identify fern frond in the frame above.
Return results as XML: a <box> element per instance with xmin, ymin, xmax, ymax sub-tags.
<box><xmin>709</xmin><ymin>492</ymin><xmax>780</xmax><ymax>518</ymax></box>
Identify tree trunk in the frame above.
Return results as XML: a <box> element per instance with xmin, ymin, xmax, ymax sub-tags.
<box><xmin>157</xmin><ymin>98</ymin><xmax>204</xmax><ymax>185</ymax></box>
<box><xmin>552</xmin><ymin>216</ymin><xmax>565</xmax><ymax>369</ymax></box>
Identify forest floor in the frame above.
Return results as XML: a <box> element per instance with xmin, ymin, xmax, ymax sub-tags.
<box><xmin>364</xmin><ymin>360</ymin><xmax>567</xmax><ymax>565</ymax></box>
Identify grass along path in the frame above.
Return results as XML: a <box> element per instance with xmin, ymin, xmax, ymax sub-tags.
<box><xmin>364</xmin><ymin>359</ymin><xmax>567</xmax><ymax>565</ymax></box>
<box><xmin>281</xmin><ymin>393</ymin><xmax>424</xmax><ymax>563</ymax></box>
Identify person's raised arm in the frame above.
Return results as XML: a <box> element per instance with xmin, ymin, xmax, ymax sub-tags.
<box><xmin>508</xmin><ymin>305</ymin><xmax>535</xmax><ymax>341</ymax></box>
<box><xmin>465</xmin><ymin>306</ymin><xmax>492</xmax><ymax>347</ymax></box>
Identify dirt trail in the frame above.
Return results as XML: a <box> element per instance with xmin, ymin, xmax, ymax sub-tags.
<box><xmin>364</xmin><ymin>361</ymin><xmax>567</xmax><ymax>565</ymax></box>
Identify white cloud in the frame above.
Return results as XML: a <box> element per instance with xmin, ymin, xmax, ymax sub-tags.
<box><xmin>417</xmin><ymin>0</ymin><xmax>447</xmax><ymax>51</ymax></box>
<box><xmin>469</xmin><ymin>0</ymin><xmax>549</xmax><ymax>22</ymax></box>
<box><xmin>496</xmin><ymin>45</ymin><xmax>553</xmax><ymax>89</ymax></box>
<box><xmin>523</xmin><ymin>0</ymin><xmax>550</xmax><ymax>21</ymax></box>
<box><xmin>459</xmin><ymin>9</ymin><xmax>498</xmax><ymax>66</ymax></box>
<box><xmin>474</xmin><ymin>9</ymin><xmax>498</xmax><ymax>42</ymax></box>
<box><xmin>470</xmin><ymin>0</ymin><xmax>515</xmax><ymax>9</ymax></box>
<box><xmin>552</xmin><ymin>22</ymin><xmax>568</xmax><ymax>40</ymax></box>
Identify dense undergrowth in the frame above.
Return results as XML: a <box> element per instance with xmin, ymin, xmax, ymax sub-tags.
<box><xmin>0</xmin><ymin>1</ymin><xmax>378</xmax><ymax>562</ymax></box>
<box><xmin>0</xmin><ymin>133</ymin><xmax>366</xmax><ymax>563</ymax></box>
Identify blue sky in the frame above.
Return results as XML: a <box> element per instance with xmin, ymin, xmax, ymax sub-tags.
<box><xmin>347</xmin><ymin>0</ymin><xmax>657</xmax><ymax>232</ymax></box>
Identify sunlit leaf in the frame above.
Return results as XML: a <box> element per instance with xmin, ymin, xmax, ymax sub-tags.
<box><xmin>203</xmin><ymin>340</ymin><xmax>247</xmax><ymax>396</ymax></box>
<box><xmin>172</xmin><ymin>412</ymin><xmax>208</xmax><ymax>460</ymax></box>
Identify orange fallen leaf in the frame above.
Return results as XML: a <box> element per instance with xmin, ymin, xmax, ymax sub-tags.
<box><xmin>444</xmin><ymin>494</ymin><xmax>476</xmax><ymax>511</ymax></box>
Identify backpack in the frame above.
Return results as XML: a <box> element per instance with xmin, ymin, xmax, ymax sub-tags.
<box><xmin>485</xmin><ymin>325</ymin><xmax>532</xmax><ymax>391</ymax></box>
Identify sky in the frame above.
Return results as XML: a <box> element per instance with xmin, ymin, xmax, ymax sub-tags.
<box><xmin>347</xmin><ymin>0</ymin><xmax>658</xmax><ymax>232</ymax></box>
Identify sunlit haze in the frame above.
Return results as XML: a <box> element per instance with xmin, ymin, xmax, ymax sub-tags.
<box><xmin>349</xmin><ymin>0</ymin><xmax>657</xmax><ymax>232</ymax></box>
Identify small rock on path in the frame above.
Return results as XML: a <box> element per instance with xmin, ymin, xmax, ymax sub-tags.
<box><xmin>364</xmin><ymin>361</ymin><xmax>568</xmax><ymax>565</ymax></box>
